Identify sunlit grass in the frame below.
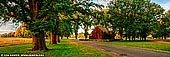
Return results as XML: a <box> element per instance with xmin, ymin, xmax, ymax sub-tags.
<box><xmin>100</xmin><ymin>41</ymin><xmax>170</xmax><ymax>52</ymax></box>
<box><xmin>0</xmin><ymin>38</ymin><xmax>113</xmax><ymax>57</ymax></box>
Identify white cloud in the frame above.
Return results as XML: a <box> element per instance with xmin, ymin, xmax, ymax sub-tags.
<box><xmin>151</xmin><ymin>0</ymin><xmax>170</xmax><ymax>12</ymax></box>
<box><xmin>78</xmin><ymin>28</ymin><xmax>84</xmax><ymax>33</ymax></box>
<box><xmin>78</xmin><ymin>27</ymin><xmax>94</xmax><ymax>33</ymax></box>
<box><xmin>162</xmin><ymin>2</ymin><xmax>170</xmax><ymax>12</ymax></box>
<box><xmin>0</xmin><ymin>21</ymin><xmax>18</xmax><ymax>34</ymax></box>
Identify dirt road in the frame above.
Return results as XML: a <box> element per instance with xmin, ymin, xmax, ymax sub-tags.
<box><xmin>70</xmin><ymin>40</ymin><xmax>170</xmax><ymax>57</ymax></box>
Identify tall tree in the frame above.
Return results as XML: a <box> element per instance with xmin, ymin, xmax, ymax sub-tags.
<box><xmin>76</xmin><ymin>1</ymin><xmax>103</xmax><ymax>39</ymax></box>
<box><xmin>161</xmin><ymin>10</ymin><xmax>170</xmax><ymax>40</ymax></box>
<box><xmin>71</xmin><ymin>12</ymin><xmax>81</xmax><ymax>39</ymax></box>
<box><xmin>0</xmin><ymin>0</ymin><xmax>63</xmax><ymax>51</ymax></box>
<box><xmin>107</xmin><ymin>0</ymin><xmax>164</xmax><ymax>40</ymax></box>
<box><xmin>49</xmin><ymin>0</ymin><xmax>74</xmax><ymax>44</ymax></box>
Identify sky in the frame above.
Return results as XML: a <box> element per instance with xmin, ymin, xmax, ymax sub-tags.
<box><xmin>0</xmin><ymin>20</ymin><xmax>18</xmax><ymax>34</ymax></box>
<box><xmin>0</xmin><ymin>0</ymin><xmax>170</xmax><ymax>34</ymax></box>
<box><xmin>151</xmin><ymin>0</ymin><xmax>170</xmax><ymax>12</ymax></box>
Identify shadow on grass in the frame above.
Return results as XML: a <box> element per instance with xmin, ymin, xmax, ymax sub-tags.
<box><xmin>116</xmin><ymin>40</ymin><xmax>169</xmax><ymax>42</ymax></box>
<box><xmin>47</xmin><ymin>47</ymin><xmax>71</xmax><ymax>51</ymax></box>
<box><xmin>114</xmin><ymin>40</ymin><xmax>150</xmax><ymax>42</ymax></box>
<box><xmin>0</xmin><ymin>43</ymin><xmax>32</xmax><ymax>47</ymax></box>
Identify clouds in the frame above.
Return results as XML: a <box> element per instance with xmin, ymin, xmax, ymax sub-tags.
<box><xmin>0</xmin><ymin>30</ymin><xmax>14</xmax><ymax>34</ymax></box>
<box><xmin>162</xmin><ymin>2</ymin><xmax>170</xmax><ymax>12</ymax></box>
<box><xmin>151</xmin><ymin>0</ymin><xmax>170</xmax><ymax>12</ymax></box>
<box><xmin>92</xmin><ymin>0</ymin><xmax>112</xmax><ymax>8</ymax></box>
<box><xmin>0</xmin><ymin>21</ymin><xmax>17</xmax><ymax>34</ymax></box>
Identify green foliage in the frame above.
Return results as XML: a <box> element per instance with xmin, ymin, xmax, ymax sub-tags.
<box><xmin>23</xmin><ymin>30</ymin><xmax>32</xmax><ymax>38</ymax></box>
<box><xmin>163</xmin><ymin>9</ymin><xmax>170</xmax><ymax>34</ymax></box>
<box><xmin>107</xmin><ymin>0</ymin><xmax>164</xmax><ymax>39</ymax></box>
<box><xmin>68</xmin><ymin>0</ymin><xmax>103</xmax><ymax>38</ymax></box>
<box><xmin>84</xmin><ymin>30</ymin><xmax>89</xmax><ymax>37</ymax></box>
<box><xmin>58</xmin><ymin>19</ymin><xmax>73</xmax><ymax>37</ymax></box>
<box><xmin>0</xmin><ymin>0</ymin><xmax>55</xmax><ymax>35</ymax></box>
<box><xmin>26</xmin><ymin>19</ymin><xmax>54</xmax><ymax>32</ymax></box>
<box><xmin>0</xmin><ymin>0</ymin><xmax>103</xmax><ymax>38</ymax></box>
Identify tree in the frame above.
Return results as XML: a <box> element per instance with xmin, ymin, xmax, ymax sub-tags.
<box><xmin>53</xmin><ymin>0</ymin><xmax>75</xmax><ymax>41</ymax></box>
<box><xmin>0</xmin><ymin>0</ymin><xmax>98</xmax><ymax>50</ymax></box>
<box><xmin>71</xmin><ymin>12</ymin><xmax>81</xmax><ymax>39</ymax></box>
<box><xmin>59</xmin><ymin>19</ymin><xmax>73</xmax><ymax>39</ymax></box>
<box><xmin>75</xmin><ymin>1</ymin><xmax>103</xmax><ymax>39</ymax></box>
<box><xmin>161</xmin><ymin>9</ymin><xmax>170</xmax><ymax>40</ymax></box>
<box><xmin>14</xmin><ymin>23</ymin><xmax>31</xmax><ymax>38</ymax></box>
<box><xmin>49</xmin><ymin>0</ymin><xmax>101</xmax><ymax>41</ymax></box>
<box><xmin>0</xmin><ymin>0</ymin><xmax>58</xmax><ymax>51</ymax></box>
<box><xmin>71</xmin><ymin>19</ymin><xmax>80</xmax><ymax>39</ymax></box>
<box><xmin>107</xmin><ymin>0</ymin><xmax>164</xmax><ymax>40</ymax></box>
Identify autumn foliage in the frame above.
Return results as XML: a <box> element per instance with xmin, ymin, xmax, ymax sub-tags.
<box><xmin>14</xmin><ymin>24</ymin><xmax>31</xmax><ymax>38</ymax></box>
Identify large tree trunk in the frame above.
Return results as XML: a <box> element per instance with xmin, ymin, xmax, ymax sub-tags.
<box><xmin>58</xmin><ymin>35</ymin><xmax>60</xmax><ymax>43</ymax></box>
<box><xmin>141</xmin><ymin>29</ymin><xmax>147</xmax><ymax>41</ymax></box>
<box><xmin>84</xmin><ymin>25</ymin><xmax>88</xmax><ymax>40</ymax></box>
<box><xmin>162</xmin><ymin>35</ymin><xmax>164</xmax><ymax>40</ymax></box>
<box><xmin>128</xmin><ymin>35</ymin><xmax>130</xmax><ymax>41</ymax></box>
<box><xmin>85</xmin><ymin>35</ymin><xmax>88</xmax><ymax>39</ymax></box>
<box><xmin>125</xmin><ymin>34</ymin><xmax>128</xmax><ymax>40</ymax></box>
<box><xmin>55</xmin><ymin>22</ymin><xmax>60</xmax><ymax>42</ymax></box>
<box><xmin>75</xmin><ymin>30</ymin><xmax>78</xmax><ymax>39</ymax></box>
<box><xmin>28</xmin><ymin>0</ymin><xmax>48</xmax><ymax>51</ymax></box>
<box><xmin>56</xmin><ymin>34</ymin><xmax>59</xmax><ymax>42</ymax></box>
<box><xmin>61</xmin><ymin>36</ymin><xmax>63</xmax><ymax>39</ymax></box>
<box><xmin>50</xmin><ymin>31</ymin><xmax>56</xmax><ymax>44</ymax></box>
<box><xmin>132</xmin><ymin>30</ymin><xmax>136</xmax><ymax>40</ymax></box>
<box><xmin>164</xmin><ymin>33</ymin><xmax>166</xmax><ymax>40</ymax></box>
<box><xmin>75</xmin><ymin>35</ymin><xmax>78</xmax><ymax>39</ymax></box>
<box><xmin>127</xmin><ymin>31</ymin><xmax>131</xmax><ymax>41</ymax></box>
<box><xmin>112</xmin><ymin>30</ymin><xmax>116</xmax><ymax>40</ymax></box>
<box><xmin>67</xmin><ymin>36</ymin><xmax>69</xmax><ymax>39</ymax></box>
<box><xmin>32</xmin><ymin>31</ymin><xmax>48</xmax><ymax>51</ymax></box>
<box><xmin>119</xmin><ymin>27</ymin><xmax>123</xmax><ymax>40</ymax></box>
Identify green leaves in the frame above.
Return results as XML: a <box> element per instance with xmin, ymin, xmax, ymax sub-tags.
<box><xmin>107</xmin><ymin>0</ymin><xmax>165</xmax><ymax>38</ymax></box>
<box><xmin>26</xmin><ymin>19</ymin><xmax>54</xmax><ymax>32</ymax></box>
<box><xmin>58</xmin><ymin>19</ymin><xmax>73</xmax><ymax>37</ymax></box>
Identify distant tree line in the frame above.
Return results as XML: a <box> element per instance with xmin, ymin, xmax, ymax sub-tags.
<box><xmin>0</xmin><ymin>24</ymin><xmax>32</xmax><ymax>38</ymax></box>
<box><xmin>0</xmin><ymin>32</ymin><xmax>15</xmax><ymax>37</ymax></box>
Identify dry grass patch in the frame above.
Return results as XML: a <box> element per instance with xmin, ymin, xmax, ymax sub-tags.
<box><xmin>69</xmin><ymin>41</ymin><xmax>79</xmax><ymax>46</ymax></box>
<box><xmin>0</xmin><ymin>38</ymin><xmax>32</xmax><ymax>46</ymax></box>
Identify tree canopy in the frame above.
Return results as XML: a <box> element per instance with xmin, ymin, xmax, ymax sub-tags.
<box><xmin>106</xmin><ymin>0</ymin><xmax>164</xmax><ymax>40</ymax></box>
<box><xmin>0</xmin><ymin>0</ymin><xmax>103</xmax><ymax>51</ymax></box>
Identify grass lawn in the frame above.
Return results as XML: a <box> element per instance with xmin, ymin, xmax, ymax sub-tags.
<box><xmin>0</xmin><ymin>39</ymin><xmax>113</xmax><ymax>57</ymax></box>
<box><xmin>100</xmin><ymin>41</ymin><xmax>170</xmax><ymax>52</ymax></box>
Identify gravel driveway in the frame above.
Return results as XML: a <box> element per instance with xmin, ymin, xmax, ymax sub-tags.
<box><xmin>70</xmin><ymin>40</ymin><xmax>170</xmax><ymax>57</ymax></box>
